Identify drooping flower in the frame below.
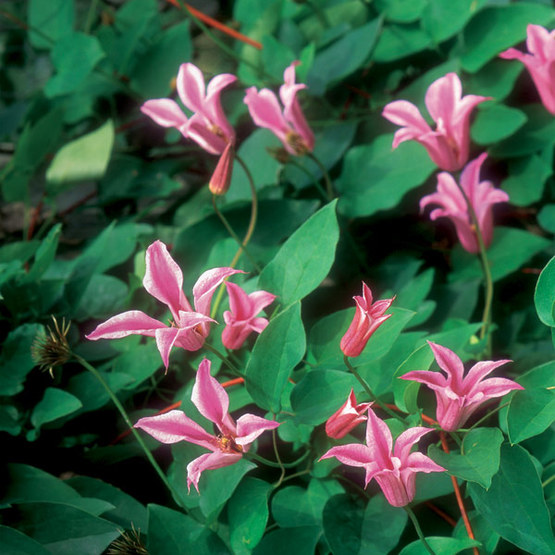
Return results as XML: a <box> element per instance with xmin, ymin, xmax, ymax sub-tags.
<box><xmin>320</xmin><ymin>408</ymin><xmax>445</xmax><ymax>507</ymax></box>
<box><xmin>244</xmin><ymin>61</ymin><xmax>314</xmax><ymax>156</ymax></box>
<box><xmin>141</xmin><ymin>63</ymin><xmax>236</xmax><ymax>155</ymax></box>
<box><xmin>86</xmin><ymin>241</ymin><xmax>242</xmax><ymax>369</ymax></box>
<box><xmin>400</xmin><ymin>341</ymin><xmax>523</xmax><ymax>432</ymax></box>
<box><xmin>420</xmin><ymin>153</ymin><xmax>509</xmax><ymax>253</ymax></box>
<box><xmin>500</xmin><ymin>24</ymin><xmax>555</xmax><ymax>115</ymax></box>
<box><xmin>340</xmin><ymin>282</ymin><xmax>394</xmax><ymax>358</ymax></box>
<box><xmin>135</xmin><ymin>358</ymin><xmax>279</xmax><ymax>492</ymax></box>
<box><xmin>325</xmin><ymin>389</ymin><xmax>372</xmax><ymax>439</ymax></box>
<box><xmin>382</xmin><ymin>73</ymin><xmax>489</xmax><ymax>171</ymax></box>
<box><xmin>221</xmin><ymin>282</ymin><xmax>276</xmax><ymax>350</ymax></box>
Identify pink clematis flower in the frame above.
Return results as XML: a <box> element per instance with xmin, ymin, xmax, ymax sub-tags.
<box><xmin>244</xmin><ymin>61</ymin><xmax>314</xmax><ymax>156</ymax></box>
<box><xmin>86</xmin><ymin>240</ymin><xmax>242</xmax><ymax>369</ymax></box>
<box><xmin>400</xmin><ymin>341</ymin><xmax>524</xmax><ymax>432</ymax></box>
<box><xmin>382</xmin><ymin>73</ymin><xmax>489</xmax><ymax>171</ymax></box>
<box><xmin>340</xmin><ymin>282</ymin><xmax>395</xmax><ymax>358</ymax></box>
<box><xmin>321</xmin><ymin>408</ymin><xmax>445</xmax><ymax>507</ymax></box>
<box><xmin>420</xmin><ymin>153</ymin><xmax>509</xmax><ymax>253</ymax></box>
<box><xmin>135</xmin><ymin>358</ymin><xmax>279</xmax><ymax>492</ymax></box>
<box><xmin>500</xmin><ymin>24</ymin><xmax>555</xmax><ymax>115</ymax></box>
<box><xmin>325</xmin><ymin>389</ymin><xmax>372</xmax><ymax>439</ymax></box>
<box><xmin>221</xmin><ymin>282</ymin><xmax>276</xmax><ymax>350</ymax></box>
<box><xmin>141</xmin><ymin>63</ymin><xmax>236</xmax><ymax>155</ymax></box>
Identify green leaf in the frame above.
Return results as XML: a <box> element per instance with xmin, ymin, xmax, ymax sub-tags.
<box><xmin>376</xmin><ymin>0</ymin><xmax>428</xmax><ymax>23</ymax></box>
<box><xmin>258</xmin><ymin>200</ymin><xmax>339</xmax><ymax>306</ymax></box>
<box><xmin>322</xmin><ymin>494</ymin><xmax>364</xmax><ymax>555</ymax></box>
<box><xmin>461</xmin><ymin>3</ymin><xmax>555</xmax><ymax>72</ymax></box>
<box><xmin>502</xmin><ymin>154</ymin><xmax>553</xmax><ymax>206</ymax></box>
<box><xmin>400</xmin><ymin>537</ymin><xmax>481</xmax><ymax>555</ymax></box>
<box><xmin>15</xmin><ymin>502</ymin><xmax>119</xmax><ymax>555</ymax></box>
<box><xmin>450</xmin><ymin>227</ymin><xmax>551</xmax><ymax>283</ymax></box>
<box><xmin>291</xmin><ymin>369</ymin><xmax>357</xmax><ymax>426</ymax></box>
<box><xmin>468</xmin><ymin>444</ymin><xmax>555</xmax><ymax>555</ymax></box>
<box><xmin>25</xmin><ymin>224</ymin><xmax>62</xmax><ymax>282</ymax></box>
<box><xmin>360</xmin><ymin>495</ymin><xmax>408</xmax><ymax>553</ymax></box>
<box><xmin>44</xmin><ymin>33</ymin><xmax>105</xmax><ymax>97</ymax></box>
<box><xmin>261</xmin><ymin>35</ymin><xmax>297</xmax><ymax>82</ymax></box>
<box><xmin>147</xmin><ymin>504</ymin><xmax>228</xmax><ymax>555</ymax></box>
<box><xmin>0</xmin><ymin>406</ymin><xmax>21</xmax><ymax>436</ymax></box>
<box><xmin>373</xmin><ymin>23</ymin><xmax>433</xmax><ymax>62</ymax></box>
<box><xmin>0</xmin><ymin>323</ymin><xmax>44</xmax><ymax>395</ymax></box>
<box><xmin>228</xmin><ymin>478</ymin><xmax>271</xmax><ymax>554</ymax></box>
<box><xmin>30</xmin><ymin>388</ymin><xmax>83</xmax><ymax>430</ymax></box>
<box><xmin>253</xmin><ymin>526</ymin><xmax>321</xmax><ymax>555</ymax></box>
<box><xmin>112</xmin><ymin>342</ymin><xmax>162</xmax><ymax>388</ymax></box>
<box><xmin>422</xmin><ymin>0</ymin><xmax>486</xmax><ymax>43</ymax></box>
<box><xmin>538</xmin><ymin>204</ymin><xmax>555</xmax><ymax>234</ymax></box>
<box><xmin>535</xmin><ymin>256</ymin><xmax>555</xmax><ymax>327</ymax></box>
<box><xmin>0</xmin><ymin>525</ymin><xmax>50</xmax><ymax>554</ymax></box>
<box><xmin>507</xmin><ymin>388</ymin><xmax>555</xmax><ymax>444</ymax></box>
<box><xmin>246</xmin><ymin>302</ymin><xmax>306</xmax><ymax>412</ymax></box>
<box><xmin>471</xmin><ymin>103</ymin><xmax>527</xmax><ymax>145</ymax></box>
<box><xmin>466</xmin><ymin>58</ymin><xmax>523</xmax><ymax>101</ymax></box>
<box><xmin>428</xmin><ymin>428</ymin><xmax>504</xmax><ymax>489</ymax></box>
<box><xmin>73</xmin><ymin>274</ymin><xmax>128</xmax><ymax>320</ymax></box>
<box><xmin>307</xmin><ymin>18</ymin><xmax>381</xmax><ymax>94</ymax></box>
<box><xmin>337</xmin><ymin>135</ymin><xmax>436</xmax><ymax>218</ymax></box>
<box><xmin>27</xmin><ymin>0</ymin><xmax>74</xmax><ymax>49</ymax></box>
<box><xmin>46</xmin><ymin>120</ymin><xmax>114</xmax><ymax>190</ymax></box>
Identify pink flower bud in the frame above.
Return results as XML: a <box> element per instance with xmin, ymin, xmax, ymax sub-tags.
<box><xmin>209</xmin><ymin>142</ymin><xmax>234</xmax><ymax>195</ymax></box>
<box><xmin>325</xmin><ymin>389</ymin><xmax>372</xmax><ymax>439</ymax></box>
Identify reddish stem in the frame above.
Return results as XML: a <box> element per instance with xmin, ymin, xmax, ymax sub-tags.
<box><xmin>425</xmin><ymin>501</ymin><xmax>457</xmax><ymax>527</ymax></box>
<box><xmin>385</xmin><ymin>404</ymin><xmax>438</xmax><ymax>426</ymax></box>
<box><xmin>166</xmin><ymin>1</ymin><xmax>262</xmax><ymax>49</ymax></box>
<box><xmin>440</xmin><ymin>431</ymin><xmax>479</xmax><ymax>555</ymax></box>
<box><xmin>221</xmin><ymin>376</ymin><xmax>245</xmax><ymax>388</ymax></box>
<box><xmin>27</xmin><ymin>196</ymin><xmax>45</xmax><ymax>240</ymax></box>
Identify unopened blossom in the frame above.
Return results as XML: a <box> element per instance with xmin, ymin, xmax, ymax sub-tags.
<box><xmin>86</xmin><ymin>241</ymin><xmax>242</xmax><ymax>369</ymax></box>
<box><xmin>382</xmin><ymin>73</ymin><xmax>489</xmax><ymax>171</ymax></box>
<box><xmin>321</xmin><ymin>408</ymin><xmax>444</xmax><ymax>507</ymax></box>
<box><xmin>209</xmin><ymin>142</ymin><xmax>234</xmax><ymax>195</ymax></box>
<box><xmin>400</xmin><ymin>341</ymin><xmax>523</xmax><ymax>432</ymax></box>
<box><xmin>500</xmin><ymin>24</ymin><xmax>555</xmax><ymax>115</ymax></box>
<box><xmin>325</xmin><ymin>389</ymin><xmax>372</xmax><ymax>439</ymax></box>
<box><xmin>135</xmin><ymin>358</ymin><xmax>279</xmax><ymax>492</ymax></box>
<box><xmin>340</xmin><ymin>282</ymin><xmax>394</xmax><ymax>358</ymax></box>
<box><xmin>420</xmin><ymin>153</ymin><xmax>509</xmax><ymax>253</ymax></box>
<box><xmin>244</xmin><ymin>61</ymin><xmax>314</xmax><ymax>156</ymax></box>
<box><xmin>221</xmin><ymin>282</ymin><xmax>276</xmax><ymax>350</ymax></box>
<box><xmin>141</xmin><ymin>63</ymin><xmax>236</xmax><ymax>155</ymax></box>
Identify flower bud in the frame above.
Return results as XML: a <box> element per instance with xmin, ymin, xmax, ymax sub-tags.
<box><xmin>209</xmin><ymin>142</ymin><xmax>234</xmax><ymax>195</ymax></box>
<box><xmin>325</xmin><ymin>389</ymin><xmax>372</xmax><ymax>439</ymax></box>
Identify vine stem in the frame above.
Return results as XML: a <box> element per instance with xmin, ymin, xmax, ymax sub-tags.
<box><xmin>74</xmin><ymin>355</ymin><xmax>186</xmax><ymax>507</ymax></box>
<box><xmin>344</xmin><ymin>356</ymin><xmax>405</xmax><ymax>423</ymax></box>
<box><xmin>404</xmin><ymin>506</ymin><xmax>437</xmax><ymax>555</ymax></box>
<box><xmin>308</xmin><ymin>152</ymin><xmax>334</xmax><ymax>201</ymax></box>
<box><xmin>271</xmin><ymin>427</ymin><xmax>286</xmax><ymax>488</ymax></box>
<box><xmin>440</xmin><ymin>432</ymin><xmax>479</xmax><ymax>555</ymax></box>
<box><xmin>203</xmin><ymin>342</ymin><xmax>242</xmax><ymax>376</ymax></box>
<box><xmin>453</xmin><ymin>180</ymin><xmax>493</xmax><ymax>357</ymax></box>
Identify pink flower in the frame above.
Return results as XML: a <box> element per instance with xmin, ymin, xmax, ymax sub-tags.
<box><xmin>244</xmin><ymin>61</ymin><xmax>314</xmax><ymax>156</ymax></box>
<box><xmin>141</xmin><ymin>63</ymin><xmax>236</xmax><ymax>155</ymax></box>
<box><xmin>321</xmin><ymin>408</ymin><xmax>444</xmax><ymax>507</ymax></box>
<box><xmin>420</xmin><ymin>153</ymin><xmax>509</xmax><ymax>253</ymax></box>
<box><xmin>400</xmin><ymin>342</ymin><xmax>524</xmax><ymax>432</ymax></box>
<box><xmin>500</xmin><ymin>24</ymin><xmax>555</xmax><ymax>115</ymax></box>
<box><xmin>209</xmin><ymin>142</ymin><xmax>234</xmax><ymax>195</ymax></box>
<box><xmin>325</xmin><ymin>389</ymin><xmax>372</xmax><ymax>439</ymax></box>
<box><xmin>221</xmin><ymin>282</ymin><xmax>276</xmax><ymax>350</ymax></box>
<box><xmin>135</xmin><ymin>359</ymin><xmax>279</xmax><ymax>492</ymax></box>
<box><xmin>86</xmin><ymin>240</ymin><xmax>242</xmax><ymax>369</ymax></box>
<box><xmin>382</xmin><ymin>73</ymin><xmax>489</xmax><ymax>171</ymax></box>
<box><xmin>340</xmin><ymin>282</ymin><xmax>394</xmax><ymax>358</ymax></box>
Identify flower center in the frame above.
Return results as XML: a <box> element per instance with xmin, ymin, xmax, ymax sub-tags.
<box><xmin>217</xmin><ymin>434</ymin><xmax>243</xmax><ymax>454</ymax></box>
<box><xmin>285</xmin><ymin>131</ymin><xmax>309</xmax><ymax>156</ymax></box>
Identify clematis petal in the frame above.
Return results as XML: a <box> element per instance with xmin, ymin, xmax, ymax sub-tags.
<box><xmin>463</xmin><ymin>359</ymin><xmax>512</xmax><ymax>392</ymax></box>
<box><xmin>320</xmin><ymin>444</ymin><xmax>373</xmax><ymax>467</ymax></box>
<box><xmin>155</xmin><ymin>327</ymin><xmax>182</xmax><ymax>370</ymax></box>
<box><xmin>134</xmin><ymin>410</ymin><xmax>215</xmax><ymax>449</ymax></box>
<box><xmin>141</xmin><ymin>99</ymin><xmax>188</xmax><ymax>128</ymax></box>
<box><xmin>425</xmin><ymin>73</ymin><xmax>461</xmax><ymax>127</ymax></box>
<box><xmin>382</xmin><ymin>100</ymin><xmax>432</xmax><ymax>139</ymax></box>
<box><xmin>185</xmin><ymin>115</ymin><xmax>228</xmax><ymax>155</ymax></box>
<box><xmin>176</xmin><ymin>62</ymin><xmax>206</xmax><ymax>114</ymax></box>
<box><xmin>244</xmin><ymin>87</ymin><xmax>290</xmax><ymax>145</ymax></box>
<box><xmin>86</xmin><ymin>310</ymin><xmax>165</xmax><ymax>340</ymax></box>
<box><xmin>187</xmin><ymin>451</ymin><xmax>242</xmax><ymax>493</ymax></box>
<box><xmin>394</xmin><ymin>427</ymin><xmax>435</xmax><ymax>462</ymax></box>
<box><xmin>191</xmin><ymin>359</ymin><xmax>235</xmax><ymax>435</ymax></box>
<box><xmin>221</xmin><ymin>323</ymin><xmax>253</xmax><ymax>351</ymax></box>
<box><xmin>399</xmin><ymin>370</ymin><xmax>448</xmax><ymax>392</ymax></box>
<box><xmin>143</xmin><ymin>241</ymin><xmax>190</xmax><ymax>319</ymax></box>
<box><xmin>235</xmin><ymin>413</ymin><xmax>280</xmax><ymax>446</ymax></box>
<box><xmin>427</xmin><ymin>341</ymin><xmax>465</xmax><ymax>392</ymax></box>
<box><xmin>472</xmin><ymin>377</ymin><xmax>524</xmax><ymax>400</ymax></box>
<box><xmin>193</xmin><ymin>267</ymin><xmax>243</xmax><ymax>316</ymax></box>
<box><xmin>225</xmin><ymin>281</ymin><xmax>253</xmax><ymax>320</ymax></box>
<box><xmin>405</xmin><ymin>451</ymin><xmax>446</xmax><ymax>474</ymax></box>
<box><xmin>365</xmin><ymin>409</ymin><xmax>393</xmax><ymax>467</ymax></box>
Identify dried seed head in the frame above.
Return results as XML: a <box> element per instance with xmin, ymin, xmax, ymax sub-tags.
<box><xmin>31</xmin><ymin>316</ymin><xmax>71</xmax><ymax>377</ymax></box>
<box><xmin>106</xmin><ymin>526</ymin><xmax>148</xmax><ymax>555</ymax></box>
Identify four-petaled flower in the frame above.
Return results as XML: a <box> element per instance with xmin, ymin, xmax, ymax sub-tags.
<box><xmin>86</xmin><ymin>240</ymin><xmax>242</xmax><ymax>369</ymax></box>
<box><xmin>500</xmin><ymin>24</ymin><xmax>555</xmax><ymax>115</ymax></box>
<box><xmin>321</xmin><ymin>408</ymin><xmax>445</xmax><ymax>507</ymax></box>
<box><xmin>420</xmin><ymin>153</ymin><xmax>509</xmax><ymax>253</ymax></box>
<box><xmin>141</xmin><ymin>62</ymin><xmax>236</xmax><ymax>155</ymax></box>
<box><xmin>400</xmin><ymin>341</ymin><xmax>524</xmax><ymax>432</ymax></box>
<box><xmin>382</xmin><ymin>72</ymin><xmax>489</xmax><ymax>171</ymax></box>
<box><xmin>340</xmin><ymin>282</ymin><xmax>395</xmax><ymax>358</ymax></box>
<box><xmin>244</xmin><ymin>61</ymin><xmax>314</xmax><ymax>156</ymax></box>
<box><xmin>135</xmin><ymin>358</ymin><xmax>279</xmax><ymax>492</ymax></box>
<box><xmin>325</xmin><ymin>389</ymin><xmax>372</xmax><ymax>439</ymax></box>
<box><xmin>221</xmin><ymin>282</ymin><xmax>276</xmax><ymax>350</ymax></box>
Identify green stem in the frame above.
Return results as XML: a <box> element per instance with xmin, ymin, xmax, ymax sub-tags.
<box><xmin>74</xmin><ymin>355</ymin><xmax>185</xmax><ymax>507</ymax></box>
<box><xmin>405</xmin><ymin>506</ymin><xmax>436</xmax><ymax>555</ymax></box>
<box><xmin>203</xmin><ymin>342</ymin><xmax>242</xmax><ymax>376</ymax></box>
<box><xmin>272</xmin><ymin>427</ymin><xmax>286</xmax><ymax>488</ymax></box>
<box><xmin>246</xmin><ymin>449</ymin><xmax>310</xmax><ymax>470</ymax></box>
<box><xmin>308</xmin><ymin>152</ymin><xmax>334</xmax><ymax>201</ymax></box>
<box><xmin>463</xmin><ymin>401</ymin><xmax>510</xmax><ymax>433</ymax></box>
<box><xmin>83</xmin><ymin>0</ymin><xmax>100</xmax><ymax>34</ymax></box>
<box><xmin>344</xmin><ymin>356</ymin><xmax>405</xmax><ymax>423</ymax></box>
<box><xmin>542</xmin><ymin>474</ymin><xmax>555</xmax><ymax>488</ymax></box>
<box><xmin>287</xmin><ymin>158</ymin><xmax>328</xmax><ymax>202</ymax></box>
